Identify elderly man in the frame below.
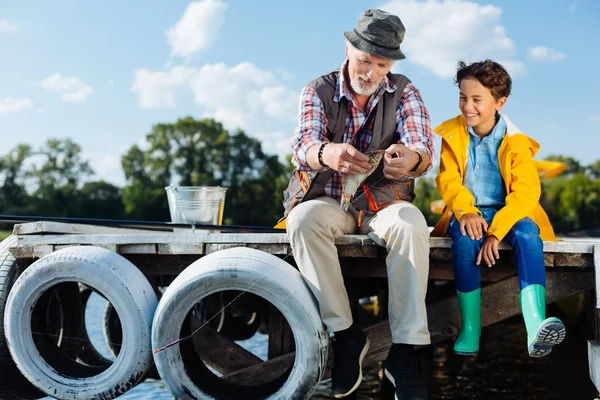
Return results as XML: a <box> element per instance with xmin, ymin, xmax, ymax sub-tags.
<box><xmin>282</xmin><ymin>9</ymin><xmax>435</xmax><ymax>399</ymax></box>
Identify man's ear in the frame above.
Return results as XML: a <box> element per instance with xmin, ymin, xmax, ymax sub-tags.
<box><xmin>345</xmin><ymin>44</ymin><xmax>351</xmax><ymax>60</ymax></box>
<box><xmin>496</xmin><ymin>96</ymin><xmax>507</xmax><ymax>111</ymax></box>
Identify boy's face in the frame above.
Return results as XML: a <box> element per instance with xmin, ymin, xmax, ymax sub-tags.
<box><xmin>459</xmin><ymin>78</ymin><xmax>506</xmax><ymax>135</ymax></box>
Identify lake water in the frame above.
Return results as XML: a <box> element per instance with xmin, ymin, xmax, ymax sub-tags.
<box><xmin>41</xmin><ymin>293</ymin><xmax>598</xmax><ymax>399</ymax></box>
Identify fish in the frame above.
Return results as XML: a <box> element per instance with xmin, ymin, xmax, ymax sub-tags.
<box><xmin>340</xmin><ymin>150</ymin><xmax>384</xmax><ymax>211</ymax></box>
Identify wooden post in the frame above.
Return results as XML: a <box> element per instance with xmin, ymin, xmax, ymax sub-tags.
<box><xmin>189</xmin><ymin>318</ymin><xmax>262</xmax><ymax>375</ymax></box>
<box><xmin>267</xmin><ymin>305</ymin><xmax>295</xmax><ymax>359</ymax></box>
<box><xmin>226</xmin><ymin>271</ymin><xmax>594</xmax><ymax>382</ymax></box>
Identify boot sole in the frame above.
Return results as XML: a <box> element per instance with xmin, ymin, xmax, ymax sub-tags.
<box><xmin>454</xmin><ymin>350</ymin><xmax>478</xmax><ymax>356</ymax></box>
<box><xmin>529</xmin><ymin>320</ymin><xmax>566</xmax><ymax>358</ymax></box>
<box><xmin>333</xmin><ymin>337</ymin><xmax>370</xmax><ymax>398</ymax></box>
<box><xmin>384</xmin><ymin>368</ymin><xmax>428</xmax><ymax>400</ymax></box>
<box><xmin>384</xmin><ymin>368</ymin><xmax>399</xmax><ymax>400</ymax></box>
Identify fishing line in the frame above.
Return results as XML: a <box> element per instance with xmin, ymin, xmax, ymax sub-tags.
<box><xmin>3</xmin><ymin>171</ymin><xmax>395</xmax><ymax>358</ymax></box>
<box><xmin>152</xmin><ymin>172</ymin><xmax>391</xmax><ymax>354</ymax></box>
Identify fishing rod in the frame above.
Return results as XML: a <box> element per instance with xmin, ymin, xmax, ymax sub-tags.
<box><xmin>0</xmin><ymin>215</ymin><xmax>286</xmax><ymax>233</ymax></box>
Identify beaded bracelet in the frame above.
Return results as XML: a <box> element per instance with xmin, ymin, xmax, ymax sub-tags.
<box><xmin>318</xmin><ymin>143</ymin><xmax>328</xmax><ymax>168</ymax></box>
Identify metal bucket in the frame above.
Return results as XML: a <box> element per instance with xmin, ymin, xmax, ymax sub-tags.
<box><xmin>165</xmin><ymin>185</ymin><xmax>227</xmax><ymax>232</ymax></box>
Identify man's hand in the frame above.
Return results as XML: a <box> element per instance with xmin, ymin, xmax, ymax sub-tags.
<box><xmin>383</xmin><ymin>144</ymin><xmax>419</xmax><ymax>179</ymax></box>
<box><xmin>459</xmin><ymin>213</ymin><xmax>488</xmax><ymax>240</ymax></box>
<box><xmin>322</xmin><ymin>143</ymin><xmax>372</xmax><ymax>174</ymax></box>
<box><xmin>477</xmin><ymin>236</ymin><xmax>500</xmax><ymax>267</ymax></box>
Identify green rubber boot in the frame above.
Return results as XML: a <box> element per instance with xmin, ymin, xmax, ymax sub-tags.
<box><xmin>520</xmin><ymin>284</ymin><xmax>566</xmax><ymax>357</ymax></box>
<box><xmin>454</xmin><ymin>288</ymin><xmax>481</xmax><ymax>355</ymax></box>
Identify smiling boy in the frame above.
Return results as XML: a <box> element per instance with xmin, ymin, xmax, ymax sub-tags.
<box><xmin>431</xmin><ymin>60</ymin><xmax>566</xmax><ymax>358</ymax></box>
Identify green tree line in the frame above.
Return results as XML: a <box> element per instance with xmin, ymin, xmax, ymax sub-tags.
<box><xmin>0</xmin><ymin>117</ymin><xmax>598</xmax><ymax>235</ymax></box>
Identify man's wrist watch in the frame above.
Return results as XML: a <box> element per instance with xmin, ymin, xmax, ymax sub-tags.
<box><xmin>409</xmin><ymin>151</ymin><xmax>423</xmax><ymax>172</ymax></box>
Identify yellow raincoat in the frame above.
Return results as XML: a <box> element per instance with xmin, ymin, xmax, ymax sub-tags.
<box><xmin>431</xmin><ymin>114</ymin><xmax>556</xmax><ymax>242</ymax></box>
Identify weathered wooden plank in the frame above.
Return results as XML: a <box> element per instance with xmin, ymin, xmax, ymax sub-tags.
<box><xmin>267</xmin><ymin>306</ymin><xmax>295</xmax><ymax>359</ymax></box>
<box><xmin>189</xmin><ymin>319</ymin><xmax>263</xmax><ymax>375</ymax></box>
<box><xmin>247</xmin><ymin>243</ymin><xmax>290</xmax><ymax>255</ymax></box>
<box><xmin>54</xmin><ymin>244</ymin><xmax>81</xmax><ymax>251</ymax></box>
<box><xmin>553</xmin><ymin>252</ymin><xmax>594</xmax><ymax>268</ymax></box>
<box><xmin>223</xmin><ymin>352</ymin><xmax>295</xmax><ymax>385</ymax></box>
<box><xmin>118</xmin><ymin>244</ymin><xmax>157</xmax><ymax>254</ymax></box>
<box><xmin>13</xmin><ymin>232</ymin><xmax>600</xmax><ymax>254</ymax></box>
<box><xmin>337</xmin><ymin>245</ymin><xmax>379</xmax><ymax>258</ymax></box>
<box><xmin>206</xmin><ymin>243</ymin><xmax>247</xmax><ymax>254</ymax></box>
<box><xmin>32</xmin><ymin>245</ymin><xmax>54</xmax><ymax>258</ymax></box>
<box><xmin>429</xmin><ymin>263</ymin><xmax>517</xmax><ymax>282</ymax></box>
<box><xmin>125</xmin><ymin>254</ymin><xmax>200</xmax><ymax>276</ymax></box>
<box><xmin>13</xmin><ymin>221</ymin><xmax>162</xmax><ymax>235</ymax></box>
<box><xmin>158</xmin><ymin>243</ymin><xmax>204</xmax><ymax>255</ymax></box>
<box><xmin>16</xmin><ymin>234</ymin><xmax>213</xmax><ymax>246</ymax></box>
<box><xmin>94</xmin><ymin>244</ymin><xmax>119</xmax><ymax>252</ymax></box>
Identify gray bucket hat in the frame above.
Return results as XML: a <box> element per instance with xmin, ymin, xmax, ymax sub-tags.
<box><xmin>344</xmin><ymin>9</ymin><xmax>406</xmax><ymax>60</ymax></box>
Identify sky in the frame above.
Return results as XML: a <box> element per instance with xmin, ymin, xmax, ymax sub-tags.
<box><xmin>1</xmin><ymin>0</ymin><xmax>599</xmax><ymax>187</ymax></box>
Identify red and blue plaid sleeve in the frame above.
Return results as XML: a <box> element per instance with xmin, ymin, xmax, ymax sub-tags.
<box><xmin>290</xmin><ymin>86</ymin><xmax>329</xmax><ymax>171</ymax></box>
<box><xmin>396</xmin><ymin>83</ymin><xmax>436</xmax><ymax>174</ymax></box>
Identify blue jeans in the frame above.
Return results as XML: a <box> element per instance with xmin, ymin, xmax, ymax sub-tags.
<box><xmin>448</xmin><ymin>210</ymin><xmax>546</xmax><ymax>293</ymax></box>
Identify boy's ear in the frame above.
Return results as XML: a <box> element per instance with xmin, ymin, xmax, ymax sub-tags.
<box><xmin>496</xmin><ymin>96</ymin><xmax>507</xmax><ymax>111</ymax></box>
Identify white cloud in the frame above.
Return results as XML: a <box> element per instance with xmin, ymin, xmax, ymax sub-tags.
<box><xmin>0</xmin><ymin>20</ymin><xmax>18</xmax><ymax>33</ymax></box>
<box><xmin>131</xmin><ymin>66</ymin><xmax>196</xmax><ymax>108</ymax></box>
<box><xmin>131</xmin><ymin>62</ymin><xmax>298</xmax><ymax>131</ymax></box>
<box><xmin>0</xmin><ymin>97</ymin><xmax>33</xmax><ymax>113</ymax></box>
<box><xmin>167</xmin><ymin>0</ymin><xmax>228</xmax><ymax>59</ymax></box>
<box><xmin>40</xmin><ymin>73</ymin><xmax>94</xmax><ymax>102</ymax></box>
<box><xmin>253</xmin><ymin>131</ymin><xmax>292</xmax><ymax>157</ymax></box>
<box><xmin>84</xmin><ymin>151</ymin><xmax>125</xmax><ymax>186</ymax></box>
<box><xmin>527</xmin><ymin>46</ymin><xmax>566</xmax><ymax>62</ymax></box>
<box><xmin>256</xmin><ymin>86</ymin><xmax>298</xmax><ymax>119</ymax></box>
<box><xmin>131</xmin><ymin>62</ymin><xmax>298</xmax><ymax>160</ymax></box>
<box><xmin>588</xmin><ymin>114</ymin><xmax>600</xmax><ymax>122</ymax></box>
<box><xmin>380</xmin><ymin>0</ymin><xmax>526</xmax><ymax>78</ymax></box>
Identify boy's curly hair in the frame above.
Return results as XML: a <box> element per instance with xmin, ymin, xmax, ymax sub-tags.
<box><xmin>454</xmin><ymin>60</ymin><xmax>512</xmax><ymax>100</ymax></box>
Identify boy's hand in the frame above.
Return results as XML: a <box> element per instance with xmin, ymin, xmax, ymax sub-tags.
<box><xmin>459</xmin><ymin>213</ymin><xmax>488</xmax><ymax>240</ymax></box>
<box><xmin>477</xmin><ymin>236</ymin><xmax>500</xmax><ymax>267</ymax></box>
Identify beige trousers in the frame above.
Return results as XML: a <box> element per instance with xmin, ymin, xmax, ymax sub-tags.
<box><xmin>286</xmin><ymin>196</ymin><xmax>431</xmax><ymax>345</ymax></box>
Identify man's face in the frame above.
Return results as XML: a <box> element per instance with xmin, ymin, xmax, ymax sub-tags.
<box><xmin>345</xmin><ymin>45</ymin><xmax>394</xmax><ymax>96</ymax></box>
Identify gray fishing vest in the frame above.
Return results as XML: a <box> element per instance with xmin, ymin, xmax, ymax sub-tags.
<box><xmin>282</xmin><ymin>70</ymin><xmax>416</xmax><ymax>221</ymax></box>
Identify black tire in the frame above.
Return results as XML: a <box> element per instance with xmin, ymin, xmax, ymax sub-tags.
<box><xmin>0</xmin><ymin>235</ymin><xmax>44</xmax><ymax>399</ymax></box>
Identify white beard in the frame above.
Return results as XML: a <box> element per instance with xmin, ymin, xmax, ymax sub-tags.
<box><xmin>350</xmin><ymin>76</ymin><xmax>378</xmax><ymax>96</ymax></box>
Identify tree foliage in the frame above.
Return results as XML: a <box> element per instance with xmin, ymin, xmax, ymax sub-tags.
<box><xmin>0</xmin><ymin>119</ymin><xmax>597</xmax><ymax>236</ymax></box>
<box><xmin>120</xmin><ymin>117</ymin><xmax>289</xmax><ymax>225</ymax></box>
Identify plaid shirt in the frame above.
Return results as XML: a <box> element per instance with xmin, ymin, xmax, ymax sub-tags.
<box><xmin>291</xmin><ymin>62</ymin><xmax>436</xmax><ymax>199</ymax></box>
<box><xmin>463</xmin><ymin>115</ymin><xmax>507</xmax><ymax>209</ymax></box>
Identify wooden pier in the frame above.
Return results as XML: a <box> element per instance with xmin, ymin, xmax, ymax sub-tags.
<box><xmin>2</xmin><ymin>221</ymin><xmax>599</xmax><ymax>399</ymax></box>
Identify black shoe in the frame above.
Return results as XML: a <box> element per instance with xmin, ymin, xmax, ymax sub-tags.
<box><xmin>331</xmin><ymin>329</ymin><xmax>370</xmax><ymax>398</ymax></box>
<box><xmin>383</xmin><ymin>345</ymin><xmax>428</xmax><ymax>400</ymax></box>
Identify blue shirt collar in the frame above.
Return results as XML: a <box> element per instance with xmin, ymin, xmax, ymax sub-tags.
<box><xmin>467</xmin><ymin>114</ymin><xmax>507</xmax><ymax>141</ymax></box>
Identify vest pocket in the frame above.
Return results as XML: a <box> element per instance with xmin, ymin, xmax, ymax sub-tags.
<box><xmin>282</xmin><ymin>170</ymin><xmax>314</xmax><ymax>216</ymax></box>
